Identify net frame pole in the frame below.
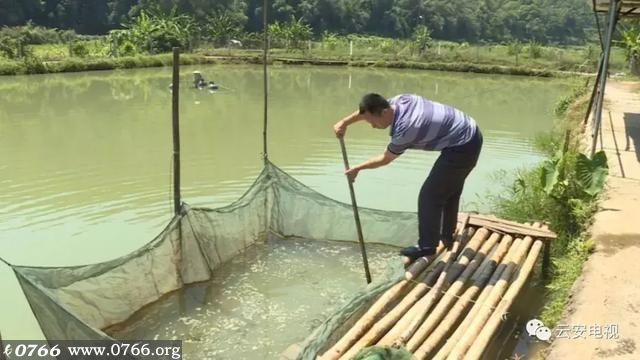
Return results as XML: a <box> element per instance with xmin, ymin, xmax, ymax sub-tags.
<box><xmin>591</xmin><ymin>0</ymin><xmax>620</xmax><ymax>157</ymax></box>
<box><xmin>262</xmin><ymin>0</ymin><xmax>269</xmax><ymax>164</ymax></box>
<box><xmin>172</xmin><ymin>47</ymin><xmax>181</xmax><ymax>215</ymax></box>
<box><xmin>584</xmin><ymin>52</ymin><xmax>604</xmax><ymax>125</ymax></box>
<box><xmin>339</xmin><ymin>137</ymin><xmax>372</xmax><ymax>284</ymax></box>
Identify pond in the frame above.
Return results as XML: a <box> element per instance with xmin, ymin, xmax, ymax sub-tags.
<box><xmin>0</xmin><ymin>64</ymin><xmax>570</xmax><ymax>356</ymax></box>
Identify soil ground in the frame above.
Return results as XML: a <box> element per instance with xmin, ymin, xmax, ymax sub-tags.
<box><xmin>546</xmin><ymin>82</ymin><xmax>640</xmax><ymax>359</ymax></box>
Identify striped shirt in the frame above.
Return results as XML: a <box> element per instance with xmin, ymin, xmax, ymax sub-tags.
<box><xmin>387</xmin><ymin>94</ymin><xmax>478</xmax><ymax>155</ymax></box>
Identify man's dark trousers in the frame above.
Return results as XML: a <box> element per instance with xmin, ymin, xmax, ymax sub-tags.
<box><xmin>417</xmin><ymin>128</ymin><xmax>483</xmax><ymax>254</ymax></box>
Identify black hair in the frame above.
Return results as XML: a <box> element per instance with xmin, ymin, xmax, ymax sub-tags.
<box><xmin>359</xmin><ymin>93</ymin><xmax>390</xmax><ymax>115</ymax></box>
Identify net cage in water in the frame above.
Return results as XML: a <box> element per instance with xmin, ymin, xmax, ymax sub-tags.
<box><xmin>10</xmin><ymin>161</ymin><xmax>421</xmax><ymax>358</ymax></box>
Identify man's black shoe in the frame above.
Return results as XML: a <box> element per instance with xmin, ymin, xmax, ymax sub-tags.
<box><xmin>400</xmin><ymin>245</ymin><xmax>436</xmax><ymax>259</ymax></box>
<box><xmin>442</xmin><ymin>238</ymin><xmax>454</xmax><ymax>250</ymax></box>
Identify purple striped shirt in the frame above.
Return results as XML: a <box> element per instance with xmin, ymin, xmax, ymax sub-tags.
<box><xmin>387</xmin><ymin>94</ymin><xmax>477</xmax><ymax>155</ymax></box>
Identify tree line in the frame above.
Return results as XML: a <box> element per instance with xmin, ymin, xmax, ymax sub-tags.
<box><xmin>1</xmin><ymin>0</ymin><xmax>596</xmax><ymax>44</ymax></box>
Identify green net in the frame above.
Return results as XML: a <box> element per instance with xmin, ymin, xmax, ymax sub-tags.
<box><xmin>12</xmin><ymin>162</ymin><xmax>419</xmax><ymax>358</ymax></box>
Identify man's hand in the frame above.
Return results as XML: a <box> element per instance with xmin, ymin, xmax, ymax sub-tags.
<box><xmin>334</xmin><ymin>120</ymin><xmax>347</xmax><ymax>138</ymax></box>
<box><xmin>345</xmin><ymin>167</ymin><xmax>360</xmax><ymax>183</ymax></box>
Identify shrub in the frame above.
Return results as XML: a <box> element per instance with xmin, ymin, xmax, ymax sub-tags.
<box><xmin>70</xmin><ymin>41</ymin><xmax>90</xmax><ymax>58</ymax></box>
<box><xmin>0</xmin><ymin>36</ymin><xmax>17</xmax><ymax>59</ymax></box>
<box><xmin>22</xmin><ymin>55</ymin><xmax>47</xmax><ymax>74</ymax></box>
<box><xmin>527</xmin><ymin>41</ymin><xmax>543</xmax><ymax>58</ymax></box>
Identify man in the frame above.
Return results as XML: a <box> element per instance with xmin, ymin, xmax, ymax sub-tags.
<box><xmin>333</xmin><ymin>93</ymin><xmax>482</xmax><ymax>261</ymax></box>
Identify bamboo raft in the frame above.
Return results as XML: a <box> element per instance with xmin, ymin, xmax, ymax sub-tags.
<box><xmin>314</xmin><ymin>213</ymin><xmax>556</xmax><ymax>360</ymax></box>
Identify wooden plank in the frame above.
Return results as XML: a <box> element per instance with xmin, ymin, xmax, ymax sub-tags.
<box><xmin>459</xmin><ymin>213</ymin><xmax>557</xmax><ymax>239</ymax></box>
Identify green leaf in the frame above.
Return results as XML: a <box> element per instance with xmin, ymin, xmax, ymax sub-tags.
<box><xmin>540</xmin><ymin>156</ymin><xmax>561</xmax><ymax>195</ymax></box>
<box><xmin>575</xmin><ymin>151</ymin><xmax>609</xmax><ymax>196</ymax></box>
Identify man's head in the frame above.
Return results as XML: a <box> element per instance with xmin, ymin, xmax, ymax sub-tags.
<box><xmin>359</xmin><ymin>93</ymin><xmax>393</xmax><ymax>129</ymax></box>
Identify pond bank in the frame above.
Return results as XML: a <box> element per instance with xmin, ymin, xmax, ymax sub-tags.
<box><xmin>0</xmin><ymin>52</ymin><xmax>592</xmax><ymax>78</ymax></box>
<box><xmin>546</xmin><ymin>81</ymin><xmax>640</xmax><ymax>360</ymax></box>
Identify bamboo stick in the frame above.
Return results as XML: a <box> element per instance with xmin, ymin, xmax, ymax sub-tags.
<box><xmin>337</xmin><ymin>248</ymin><xmax>456</xmax><ymax>360</ymax></box>
<box><xmin>405</xmin><ymin>232</ymin><xmax>501</xmax><ymax>352</ymax></box>
<box><xmin>446</xmin><ymin>236</ymin><xmax>534</xmax><ymax>360</ymax></box>
<box><xmin>377</xmin><ymin>241</ymin><xmax>461</xmax><ymax>348</ymax></box>
<box><xmin>464</xmin><ymin>240</ymin><xmax>544</xmax><ymax>360</ymax></box>
<box><xmin>318</xmin><ymin>252</ymin><xmax>435</xmax><ymax>360</ymax></box>
<box><xmin>377</xmin><ymin>228</ymin><xmax>490</xmax><ymax>347</ymax></box>
<box><xmin>404</xmin><ymin>215</ymin><xmax>472</xmax><ymax>267</ymax></box>
<box><xmin>405</xmin><ymin>243</ymin><xmax>446</xmax><ymax>281</ymax></box>
<box><xmin>320</xmin><ymin>226</ymin><xmax>471</xmax><ymax>359</ymax></box>
<box><xmin>433</xmin><ymin>235</ymin><xmax>521</xmax><ymax>360</ymax></box>
<box><xmin>414</xmin><ymin>234</ymin><xmax>514</xmax><ymax>359</ymax></box>
<box><xmin>434</xmin><ymin>223</ymin><xmax>533</xmax><ymax>359</ymax></box>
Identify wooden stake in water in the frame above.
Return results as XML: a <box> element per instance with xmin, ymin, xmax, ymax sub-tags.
<box><xmin>172</xmin><ymin>47</ymin><xmax>181</xmax><ymax>215</ymax></box>
<box><xmin>339</xmin><ymin>136</ymin><xmax>372</xmax><ymax>284</ymax></box>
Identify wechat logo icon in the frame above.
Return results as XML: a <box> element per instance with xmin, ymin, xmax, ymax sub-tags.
<box><xmin>526</xmin><ymin>318</ymin><xmax>552</xmax><ymax>342</ymax></box>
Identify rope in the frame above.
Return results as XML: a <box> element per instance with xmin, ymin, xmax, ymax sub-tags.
<box><xmin>0</xmin><ymin>256</ymin><xmax>14</xmax><ymax>267</ymax></box>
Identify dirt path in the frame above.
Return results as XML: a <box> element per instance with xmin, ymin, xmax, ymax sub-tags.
<box><xmin>546</xmin><ymin>82</ymin><xmax>640</xmax><ymax>359</ymax></box>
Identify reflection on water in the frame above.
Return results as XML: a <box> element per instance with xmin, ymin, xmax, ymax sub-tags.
<box><xmin>0</xmin><ymin>65</ymin><xmax>571</xmax><ymax>341</ymax></box>
<box><xmin>107</xmin><ymin>238</ymin><xmax>398</xmax><ymax>359</ymax></box>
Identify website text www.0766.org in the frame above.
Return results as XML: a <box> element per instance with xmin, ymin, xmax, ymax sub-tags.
<box><xmin>1</xmin><ymin>340</ymin><xmax>182</xmax><ymax>360</ymax></box>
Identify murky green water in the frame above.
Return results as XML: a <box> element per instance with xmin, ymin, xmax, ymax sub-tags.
<box><xmin>0</xmin><ymin>65</ymin><xmax>571</xmax><ymax>347</ymax></box>
<box><xmin>107</xmin><ymin>239</ymin><xmax>397</xmax><ymax>359</ymax></box>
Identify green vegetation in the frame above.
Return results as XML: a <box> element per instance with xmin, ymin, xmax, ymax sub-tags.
<box><xmin>616</xmin><ymin>24</ymin><xmax>640</xmax><ymax>75</ymax></box>
<box><xmin>353</xmin><ymin>346</ymin><xmax>412</xmax><ymax>360</ymax></box>
<box><xmin>0</xmin><ymin>53</ymin><xmax>218</xmax><ymax>76</ymax></box>
<box><xmin>1</xmin><ymin>1</ymin><xmax>595</xmax><ymax>45</ymax></box>
<box><xmin>490</xmin><ymin>83</ymin><xmax>608</xmax><ymax>326</ymax></box>
<box><xmin>0</xmin><ymin>1</ymin><xmax>633</xmax><ymax>77</ymax></box>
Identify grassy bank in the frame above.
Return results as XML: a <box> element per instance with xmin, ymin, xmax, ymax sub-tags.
<box><xmin>0</xmin><ymin>53</ymin><xmax>224</xmax><ymax>76</ymax></box>
<box><xmin>490</xmin><ymin>84</ymin><xmax>604</xmax><ymax>326</ymax></box>
<box><xmin>0</xmin><ymin>37</ymin><xmax>630</xmax><ymax>77</ymax></box>
<box><xmin>0</xmin><ymin>52</ymin><xmax>573</xmax><ymax>77</ymax></box>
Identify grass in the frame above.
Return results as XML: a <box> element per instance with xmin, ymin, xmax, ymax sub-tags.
<box><xmin>0</xmin><ymin>38</ymin><xmax>632</xmax><ymax>77</ymax></box>
<box><xmin>198</xmin><ymin>42</ymin><xmax>628</xmax><ymax>74</ymax></box>
<box><xmin>490</xmin><ymin>84</ymin><xmax>599</xmax><ymax>326</ymax></box>
<box><xmin>0</xmin><ymin>53</ymin><xmax>221</xmax><ymax>75</ymax></box>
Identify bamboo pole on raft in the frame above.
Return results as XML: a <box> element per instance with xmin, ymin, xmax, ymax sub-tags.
<box><xmin>432</xmin><ymin>235</ymin><xmax>521</xmax><ymax>360</ymax></box>
<box><xmin>317</xmin><ymin>252</ymin><xmax>436</xmax><ymax>360</ymax></box>
<box><xmin>377</xmin><ymin>228</ymin><xmax>489</xmax><ymax>347</ymax></box>
<box><xmin>321</xmin><ymin>226</ymin><xmax>474</xmax><ymax>360</ymax></box>
<box><xmin>404</xmin><ymin>232</ymin><xmax>502</xmax><ymax>352</ymax></box>
<box><xmin>447</xmin><ymin>235</ymin><xmax>534</xmax><ymax>359</ymax></box>
<box><xmin>415</xmin><ymin>234</ymin><xmax>514</xmax><ymax>359</ymax></box>
<box><xmin>337</xmin><ymin>249</ymin><xmax>457</xmax><ymax>360</ymax></box>
<box><xmin>464</xmin><ymin>239</ymin><xmax>544</xmax><ymax>360</ymax></box>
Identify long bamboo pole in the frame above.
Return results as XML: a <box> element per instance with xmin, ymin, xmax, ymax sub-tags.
<box><xmin>338</xmin><ymin>248</ymin><xmax>457</xmax><ymax>360</ymax></box>
<box><xmin>405</xmin><ymin>232</ymin><xmax>501</xmax><ymax>352</ymax></box>
<box><xmin>339</xmin><ymin>137</ymin><xmax>372</xmax><ymax>284</ymax></box>
<box><xmin>463</xmin><ymin>239</ymin><xmax>544</xmax><ymax>360</ymax></box>
<box><xmin>379</xmin><ymin>228</ymin><xmax>490</xmax><ymax>347</ymax></box>
<box><xmin>415</xmin><ymin>235</ymin><xmax>514</xmax><ymax>359</ymax></box>
<box><xmin>433</xmin><ymin>235</ymin><xmax>521</xmax><ymax>360</ymax></box>
<box><xmin>318</xmin><ymin>253</ymin><xmax>435</xmax><ymax>360</ymax></box>
<box><xmin>447</xmin><ymin>236</ymin><xmax>533</xmax><ymax>359</ymax></box>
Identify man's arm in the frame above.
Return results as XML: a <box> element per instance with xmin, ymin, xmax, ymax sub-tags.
<box><xmin>334</xmin><ymin>110</ymin><xmax>362</xmax><ymax>137</ymax></box>
<box><xmin>345</xmin><ymin>148</ymin><xmax>399</xmax><ymax>182</ymax></box>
